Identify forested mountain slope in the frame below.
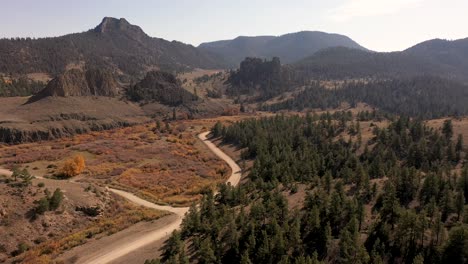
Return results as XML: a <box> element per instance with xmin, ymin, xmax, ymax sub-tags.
<box><xmin>294</xmin><ymin>37</ymin><xmax>468</xmax><ymax>82</ymax></box>
<box><xmin>0</xmin><ymin>17</ymin><xmax>225</xmax><ymax>77</ymax></box>
<box><xmin>151</xmin><ymin>113</ymin><xmax>468</xmax><ymax>264</ymax></box>
<box><xmin>264</xmin><ymin>76</ymin><xmax>468</xmax><ymax>119</ymax></box>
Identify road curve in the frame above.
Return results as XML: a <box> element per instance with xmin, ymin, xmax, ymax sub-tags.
<box><xmin>0</xmin><ymin>168</ymin><xmax>13</xmax><ymax>177</ymax></box>
<box><xmin>82</xmin><ymin>131</ymin><xmax>241</xmax><ymax>264</ymax></box>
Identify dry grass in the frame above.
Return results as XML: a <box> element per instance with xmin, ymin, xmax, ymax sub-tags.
<box><xmin>18</xmin><ymin>201</ymin><xmax>167</xmax><ymax>263</ymax></box>
<box><xmin>0</xmin><ymin>121</ymin><xmax>233</xmax><ymax>206</ymax></box>
<box><xmin>178</xmin><ymin>68</ymin><xmax>226</xmax><ymax>98</ymax></box>
<box><xmin>427</xmin><ymin>117</ymin><xmax>468</xmax><ymax>147</ymax></box>
<box><xmin>26</xmin><ymin>72</ymin><xmax>52</xmax><ymax>83</ymax></box>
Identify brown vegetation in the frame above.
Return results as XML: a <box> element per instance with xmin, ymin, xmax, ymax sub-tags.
<box><xmin>61</xmin><ymin>155</ymin><xmax>86</xmax><ymax>178</ymax></box>
<box><xmin>0</xmin><ymin>120</ymin><xmax>237</xmax><ymax>206</ymax></box>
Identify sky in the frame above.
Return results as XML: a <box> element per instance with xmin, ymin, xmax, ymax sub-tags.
<box><xmin>1</xmin><ymin>0</ymin><xmax>467</xmax><ymax>52</ymax></box>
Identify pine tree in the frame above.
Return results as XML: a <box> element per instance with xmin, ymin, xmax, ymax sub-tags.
<box><xmin>212</xmin><ymin>121</ymin><xmax>223</xmax><ymax>138</ymax></box>
<box><xmin>49</xmin><ymin>188</ymin><xmax>63</xmax><ymax>210</ymax></box>
<box><xmin>240</xmin><ymin>251</ymin><xmax>252</xmax><ymax>264</ymax></box>
<box><xmin>198</xmin><ymin>238</ymin><xmax>217</xmax><ymax>264</ymax></box>
<box><xmin>338</xmin><ymin>218</ymin><xmax>369</xmax><ymax>264</ymax></box>
<box><xmin>442</xmin><ymin>225</ymin><xmax>468</xmax><ymax>263</ymax></box>
<box><xmin>182</xmin><ymin>202</ymin><xmax>200</xmax><ymax>236</ymax></box>
<box><xmin>381</xmin><ymin>182</ymin><xmax>399</xmax><ymax>228</ymax></box>
<box><xmin>456</xmin><ymin>191</ymin><xmax>465</xmax><ymax>221</ymax></box>
<box><xmin>412</xmin><ymin>254</ymin><xmax>424</xmax><ymax>264</ymax></box>
<box><xmin>442</xmin><ymin>119</ymin><xmax>453</xmax><ymax>141</ymax></box>
<box><xmin>161</xmin><ymin>230</ymin><xmax>183</xmax><ymax>262</ymax></box>
<box><xmin>456</xmin><ymin>134</ymin><xmax>464</xmax><ymax>152</ymax></box>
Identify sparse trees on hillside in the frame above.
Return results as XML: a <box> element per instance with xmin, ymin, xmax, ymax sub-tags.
<box><xmin>153</xmin><ymin>113</ymin><xmax>467</xmax><ymax>263</ymax></box>
<box><xmin>265</xmin><ymin>76</ymin><xmax>468</xmax><ymax>119</ymax></box>
<box><xmin>33</xmin><ymin>188</ymin><xmax>64</xmax><ymax>217</ymax></box>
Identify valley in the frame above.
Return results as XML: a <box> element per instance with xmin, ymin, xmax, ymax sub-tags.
<box><xmin>0</xmin><ymin>124</ymin><xmax>244</xmax><ymax>263</ymax></box>
<box><xmin>1</xmin><ymin>8</ymin><xmax>468</xmax><ymax>264</ymax></box>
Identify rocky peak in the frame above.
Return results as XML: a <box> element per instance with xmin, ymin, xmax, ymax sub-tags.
<box><xmin>94</xmin><ymin>17</ymin><xmax>147</xmax><ymax>39</ymax></box>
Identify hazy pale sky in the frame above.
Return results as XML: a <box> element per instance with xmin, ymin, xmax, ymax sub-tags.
<box><xmin>1</xmin><ymin>0</ymin><xmax>467</xmax><ymax>51</ymax></box>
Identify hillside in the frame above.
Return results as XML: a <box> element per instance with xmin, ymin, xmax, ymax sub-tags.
<box><xmin>0</xmin><ymin>17</ymin><xmax>225</xmax><ymax>78</ymax></box>
<box><xmin>199</xmin><ymin>31</ymin><xmax>366</xmax><ymax>67</ymax></box>
<box><xmin>155</xmin><ymin>114</ymin><xmax>468</xmax><ymax>264</ymax></box>
<box><xmin>294</xmin><ymin>38</ymin><xmax>468</xmax><ymax>81</ymax></box>
<box><xmin>0</xmin><ymin>96</ymin><xmax>150</xmax><ymax>144</ymax></box>
<box><xmin>404</xmin><ymin>38</ymin><xmax>468</xmax><ymax>76</ymax></box>
<box><xmin>264</xmin><ymin>76</ymin><xmax>468</xmax><ymax>119</ymax></box>
<box><xmin>127</xmin><ymin>71</ymin><xmax>197</xmax><ymax>106</ymax></box>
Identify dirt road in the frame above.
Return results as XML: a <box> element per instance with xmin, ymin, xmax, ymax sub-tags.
<box><xmin>0</xmin><ymin>168</ymin><xmax>12</xmax><ymax>176</ymax></box>
<box><xmin>70</xmin><ymin>131</ymin><xmax>241</xmax><ymax>263</ymax></box>
<box><xmin>0</xmin><ymin>131</ymin><xmax>241</xmax><ymax>263</ymax></box>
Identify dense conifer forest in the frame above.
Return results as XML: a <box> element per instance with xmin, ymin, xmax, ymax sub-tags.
<box><xmin>226</xmin><ymin>57</ymin><xmax>299</xmax><ymax>100</ymax></box>
<box><xmin>0</xmin><ymin>76</ymin><xmax>45</xmax><ymax>97</ymax></box>
<box><xmin>150</xmin><ymin>113</ymin><xmax>467</xmax><ymax>264</ymax></box>
<box><xmin>264</xmin><ymin>76</ymin><xmax>468</xmax><ymax>119</ymax></box>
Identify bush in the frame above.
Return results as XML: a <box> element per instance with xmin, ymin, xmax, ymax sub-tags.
<box><xmin>60</xmin><ymin>155</ymin><xmax>85</xmax><ymax>178</ymax></box>
<box><xmin>33</xmin><ymin>188</ymin><xmax>64</xmax><ymax>217</ymax></box>
<box><xmin>37</xmin><ymin>182</ymin><xmax>45</xmax><ymax>188</ymax></box>
<box><xmin>76</xmin><ymin>206</ymin><xmax>101</xmax><ymax>217</ymax></box>
<box><xmin>11</xmin><ymin>242</ymin><xmax>29</xmax><ymax>256</ymax></box>
<box><xmin>290</xmin><ymin>184</ymin><xmax>298</xmax><ymax>194</ymax></box>
<box><xmin>35</xmin><ymin>197</ymin><xmax>50</xmax><ymax>215</ymax></box>
<box><xmin>49</xmin><ymin>189</ymin><xmax>63</xmax><ymax>210</ymax></box>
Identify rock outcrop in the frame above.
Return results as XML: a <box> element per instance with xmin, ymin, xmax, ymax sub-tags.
<box><xmin>29</xmin><ymin>69</ymin><xmax>120</xmax><ymax>102</ymax></box>
<box><xmin>0</xmin><ymin>96</ymin><xmax>150</xmax><ymax>144</ymax></box>
<box><xmin>127</xmin><ymin>71</ymin><xmax>198</xmax><ymax>106</ymax></box>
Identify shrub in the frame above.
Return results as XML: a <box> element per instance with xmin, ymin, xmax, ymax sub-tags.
<box><xmin>11</xmin><ymin>242</ymin><xmax>29</xmax><ymax>256</ymax></box>
<box><xmin>37</xmin><ymin>182</ymin><xmax>45</xmax><ymax>188</ymax></box>
<box><xmin>76</xmin><ymin>206</ymin><xmax>101</xmax><ymax>217</ymax></box>
<box><xmin>61</xmin><ymin>155</ymin><xmax>86</xmax><ymax>178</ymax></box>
<box><xmin>290</xmin><ymin>184</ymin><xmax>298</xmax><ymax>194</ymax></box>
<box><xmin>35</xmin><ymin>197</ymin><xmax>50</xmax><ymax>215</ymax></box>
<box><xmin>33</xmin><ymin>188</ymin><xmax>63</xmax><ymax>217</ymax></box>
<box><xmin>49</xmin><ymin>189</ymin><xmax>63</xmax><ymax>211</ymax></box>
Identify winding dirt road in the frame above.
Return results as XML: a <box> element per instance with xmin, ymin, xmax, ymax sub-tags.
<box><xmin>1</xmin><ymin>131</ymin><xmax>241</xmax><ymax>263</ymax></box>
<box><xmin>80</xmin><ymin>131</ymin><xmax>241</xmax><ymax>263</ymax></box>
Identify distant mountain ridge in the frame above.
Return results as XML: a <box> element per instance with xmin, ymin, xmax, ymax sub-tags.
<box><xmin>404</xmin><ymin>38</ymin><xmax>468</xmax><ymax>76</ymax></box>
<box><xmin>1</xmin><ymin>17</ymin><xmax>467</xmax><ymax>83</ymax></box>
<box><xmin>199</xmin><ymin>31</ymin><xmax>367</xmax><ymax>67</ymax></box>
<box><xmin>293</xmin><ymin>37</ymin><xmax>468</xmax><ymax>82</ymax></box>
<box><xmin>0</xmin><ymin>17</ymin><xmax>225</xmax><ymax>78</ymax></box>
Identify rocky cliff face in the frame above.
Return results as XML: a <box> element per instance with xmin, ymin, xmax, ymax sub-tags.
<box><xmin>0</xmin><ymin>96</ymin><xmax>150</xmax><ymax>144</ymax></box>
<box><xmin>0</xmin><ymin>119</ymin><xmax>139</xmax><ymax>144</ymax></box>
<box><xmin>29</xmin><ymin>69</ymin><xmax>119</xmax><ymax>101</ymax></box>
<box><xmin>127</xmin><ymin>71</ymin><xmax>198</xmax><ymax>106</ymax></box>
<box><xmin>94</xmin><ymin>17</ymin><xmax>147</xmax><ymax>42</ymax></box>
<box><xmin>85</xmin><ymin>69</ymin><xmax>121</xmax><ymax>96</ymax></box>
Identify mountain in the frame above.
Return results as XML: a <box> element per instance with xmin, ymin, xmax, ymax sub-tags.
<box><xmin>199</xmin><ymin>31</ymin><xmax>367</xmax><ymax>67</ymax></box>
<box><xmin>294</xmin><ymin>45</ymin><xmax>467</xmax><ymax>81</ymax></box>
<box><xmin>404</xmin><ymin>38</ymin><xmax>468</xmax><ymax>76</ymax></box>
<box><xmin>0</xmin><ymin>17</ymin><xmax>225</xmax><ymax>78</ymax></box>
<box><xmin>29</xmin><ymin>69</ymin><xmax>120</xmax><ymax>102</ymax></box>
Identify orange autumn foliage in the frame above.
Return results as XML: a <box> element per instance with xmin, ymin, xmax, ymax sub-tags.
<box><xmin>61</xmin><ymin>155</ymin><xmax>86</xmax><ymax>177</ymax></box>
